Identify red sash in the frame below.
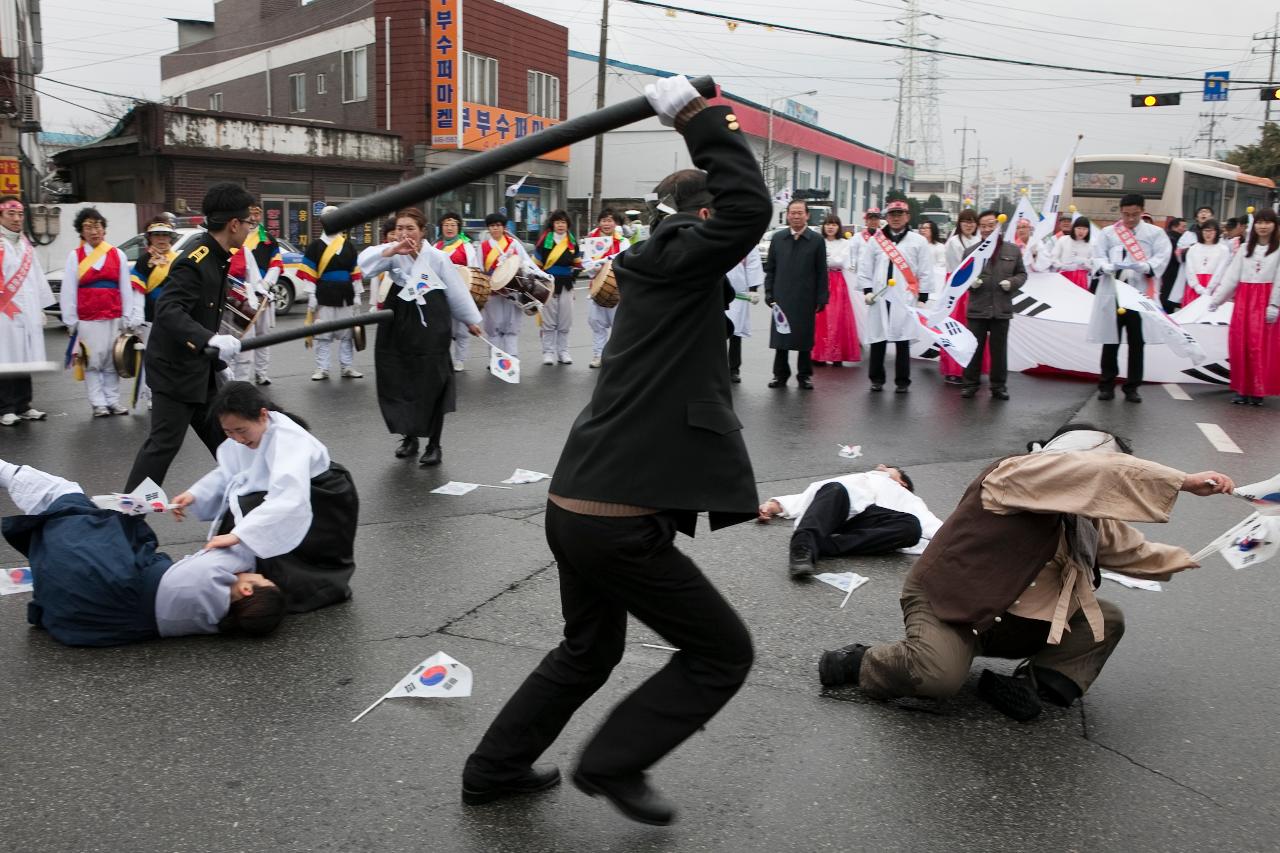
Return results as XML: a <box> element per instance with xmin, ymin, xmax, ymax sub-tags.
<box><xmin>1113</xmin><ymin>223</ymin><xmax>1156</xmax><ymax>298</ymax></box>
<box><xmin>0</xmin><ymin>239</ymin><xmax>35</xmax><ymax>319</ymax></box>
<box><xmin>871</xmin><ymin>230</ymin><xmax>920</xmax><ymax>296</ymax></box>
<box><xmin>435</xmin><ymin>238</ymin><xmax>471</xmax><ymax>266</ymax></box>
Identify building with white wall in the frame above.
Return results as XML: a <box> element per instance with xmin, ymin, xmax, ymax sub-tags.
<box><xmin>566</xmin><ymin>52</ymin><xmax>909</xmax><ymax>229</ymax></box>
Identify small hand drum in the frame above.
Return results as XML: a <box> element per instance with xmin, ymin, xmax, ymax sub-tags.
<box><xmin>456</xmin><ymin>264</ymin><xmax>491</xmax><ymax>311</ymax></box>
<box><xmin>589</xmin><ymin>260</ymin><xmax>620</xmax><ymax>308</ymax></box>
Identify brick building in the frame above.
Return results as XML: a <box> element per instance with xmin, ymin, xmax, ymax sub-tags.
<box><xmin>159</xmin><ymin>0</ymin><xmax>570</xmax><ymax>241</ymax></box>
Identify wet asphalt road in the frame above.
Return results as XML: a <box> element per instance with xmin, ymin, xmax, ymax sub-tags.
<box><xmin>2</xmin><ymin>304</ymin><xmax>1278</xmax><ymax>852</ymax></box>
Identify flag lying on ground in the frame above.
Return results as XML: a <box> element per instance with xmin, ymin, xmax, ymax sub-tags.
<box><xmin>351</xmin><ymin>651</ymin><xmax>473</xmax><ymax>722</ymax></box>
<box><xmin>1</xmin><ymin>567</ymin><xmax>33</xmax><ymax>596</ymax></box>
<box><xmin>914</xmin><ymin>307</ymin><xmax>978</xmax><ymax>367</ymax></box>
<box><xmin>1113</xmin><ymin>280</ymin><xmax>1207</xmax><ymax>365</ymax></box>
<box><xmin>1192</xmin><ymin>513</ymin><xmax>1280</xmax><ymax>571</ymax></box>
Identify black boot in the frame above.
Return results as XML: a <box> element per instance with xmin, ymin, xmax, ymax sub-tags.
<box><xmin>419</xmin><ymin>444</ymin><xmax>443</xmax><ymax>466</ymax></box>
<box><xmin>395</xmin><ymin>436</ymin><xmax>419</xmax><ymax>459</ymax></box>
<box><xmin>818</xmin><ymin>643</ymin><xmax>868</xmax><ymax>687</ymax></box>
<box><xmin>788</xmin><ymin>536</ymin><xmax>817</xmax><ymax>579</ymax></box>
<box><xmin>977</xmin><ymin>669</ymin><xmax>1042</xmax><ymax>722</ymax></box>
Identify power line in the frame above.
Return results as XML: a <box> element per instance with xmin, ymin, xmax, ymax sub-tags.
<box><xmin>617</xmin><ymin>0</ymin><xmax>1278</xmax><ymax>84</ymax></box>
<box><xmin>0</xmin><ymin>74</ymin><xmax>121</xmax><ymax>120</ymax></box>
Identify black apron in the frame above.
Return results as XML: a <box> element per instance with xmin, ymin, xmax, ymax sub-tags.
<box><xmin>374</xmin><ymin>281</ymin><xmax>455</xmax><ymax>437</ymax></box>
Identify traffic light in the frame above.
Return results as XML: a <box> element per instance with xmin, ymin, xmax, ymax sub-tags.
<box><xmin>1261</xmin><ymin>87</ymin><xmax>1280</xmax><ymax>101</ymax></box>
<box><xmin>1131</xmin><ymin>92</ymin><xmax>1181</xmax><ymax>107</ymax></box>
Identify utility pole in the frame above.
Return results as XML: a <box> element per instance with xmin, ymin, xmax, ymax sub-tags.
<box><xmin>590</xmin><ymin>0</ymin><xmax>609</xmax><ymax>225</ymax></box>
<box><xmin>954</xmin><ymin>117</ymin><xmax>976</xmax><ymax>212</ymax></box>
<box><xmin>1253</xmin><ymin>13</ymin><xmax>1279</xmax><ymax>125</ymax></box>
<box><xmin>1170</xmin><ymin>143</ymin><xmax>1192</xmax><ymax>157</ymax></box>
<box><xmin>967</xmin><ymin>142</ymin><xmax>987</xmax><ymax>210</ymax></box>
<box><xmin>1197</xmin><ymin>110</ymin><xmax>1226</xmax><ymax>158</ymax></box>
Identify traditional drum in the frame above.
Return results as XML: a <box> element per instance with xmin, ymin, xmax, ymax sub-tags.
<box><xmin>111</xmin><ymin>331</ymin><xmax>145</xmax><ymax>378</ymax></box>
<box><xmin>456</xmin><ymin>264</ymin><xmax>491</xmax><ymax>311</ymax></box>
<box><xmin>589</xmin><ymin>260</ymin><xmax>620</xmax><ymax>309</ymax></box>
<box><xmin>219</xmin><ymin>276</ymin><xmax>264</xmax><ymax>339</ymax></box>
<box><xmin>491</xmin><ymin>256</ymin><xmax>553</xmax><ymax>316</ymax></box>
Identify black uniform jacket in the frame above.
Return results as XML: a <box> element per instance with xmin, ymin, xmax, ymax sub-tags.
<box><xmin>548</xmin><ymin>105</ymin><xmax>772</xmax><ymax>531</ymax></box>
<box><xmin>144</xmin><ymin>231</ymin><xmax>231</xmax><ymax>403</ymax></box>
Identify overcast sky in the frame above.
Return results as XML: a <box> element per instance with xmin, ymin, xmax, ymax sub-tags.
<box><xmin>36</xmin><ymin>0</ymin><xmax>1279</xmax><ymax>180</ymax></box>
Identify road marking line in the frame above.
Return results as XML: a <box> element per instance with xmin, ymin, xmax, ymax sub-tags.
<box><xmin>1164</xmin><ymin>383</ymin><xmax>1191</xmax><ymax>401</ymax></box>
<box><xmin>1196</xmin><ymin>422</ymin><xmax>1242</xmax><ymax>454</ymax></box>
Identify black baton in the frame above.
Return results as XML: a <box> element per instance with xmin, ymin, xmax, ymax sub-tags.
<box><xmin>194</xmin><ymin>310</ymin><xmax>393</xmax><ymax>358</ymax></box>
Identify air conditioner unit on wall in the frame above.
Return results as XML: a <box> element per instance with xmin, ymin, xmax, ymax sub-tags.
<box><xmin>19</xmin><ymin>92</ymin><xmax>39</xmax><ymax>131</ymax></box>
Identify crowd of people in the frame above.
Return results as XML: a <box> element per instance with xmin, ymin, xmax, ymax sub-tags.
<box><xmin>0</xmin><ymin>73</ymin><xmax>1272</xmax><ymax>830</ymax></box>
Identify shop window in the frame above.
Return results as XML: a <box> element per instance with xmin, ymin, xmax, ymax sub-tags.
<box><xmin>342</xmin><ymin>47</ymin><xmax>367</xmax><ymax>102</ymax></box>
<box><xmin>527</xmin><ymin>71</ymin><xmax>560</xmax><ymax>119</ymax></box>
<box><xmin>464</xmin><ymin>52</ymin><xmax>498</xmax><ymax>106</ymax></box>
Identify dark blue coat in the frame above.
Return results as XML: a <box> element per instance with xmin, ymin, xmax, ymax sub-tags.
<box><xmin>3</xmin><ymin>494</ymin><xmax>174</xmax><ymax>647</ymax></box>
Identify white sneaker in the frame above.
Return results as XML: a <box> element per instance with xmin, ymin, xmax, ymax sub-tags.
<box><xmin>589</xmin><ymin>356</ymin><xmax>602</xmax><ymax>369</ymax></box>
<box><xmin>109</xmin><ymin>405</ymin><xmax>130</xmax><ymax>416</ymax></box>
<box><xmin>0</xmin><ymin>413</ymin><xmax>19</xmax><ymax>426</ymax></box>
<box><xmin>92</xmin><ymin>406</ymin><xmax>110</xmax><ymax>418</ymax></box>
<box><xmin>542</xmin><ymin>354</ymin><xmax>555</xmax><ymax>366</ymax></box>
<box><xmin>558</xmin><ymin>352</ymin><xmax>573</xmax><ymax>365</ymax></box>
<box><xmin>17</xmin><ymin>408</ymin><xmax>45</xmax><ymax>420</ymax></box>
<box><xmin>311</xmin><ymin>370</ymin><xmax>329</xmax><ymax>381</ymax></box>
<box><xmin>452</xmin><ymin>360</ymin><xmax>466</xmax><ymax>372</ymax></box>
<box><xmin>340</xmin><ymin>367</ymin><xmax>364</xmax><ymax>379</ymax></box>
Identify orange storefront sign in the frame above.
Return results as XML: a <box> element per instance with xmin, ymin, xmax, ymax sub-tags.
<box><xmin>429</xmin><ymin>0</ymin><xmax>461</xmax><ymax>146</ymax></box>
<box><xmin>460</xmin><ymin>103</ymin><xmax>568</xmax><ymax>162</ymax></box>
<box><xmin>0</xmin><ymin>157</ymin><xmax>20</xmax><ymax>195</ymax></box>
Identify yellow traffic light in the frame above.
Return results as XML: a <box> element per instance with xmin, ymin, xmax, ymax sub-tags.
<box><xmin>1144</xmin><ymin>95</ymin><xmax>1157</xmax><ymax>106</ymax></box>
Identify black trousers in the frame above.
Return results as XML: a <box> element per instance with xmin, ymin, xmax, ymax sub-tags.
<box><xmin>0</xmin><ymin>375</ymin><xmax>32</xmax><ymax>415</ymax></box>
<box><xmin>1100</xmin><ymin>311</ymin><xmax>1144</xmax><ymax>392</ymax></box>
<box><xmin>792</xmin><ymin>483</ymin><xmax>922</xmax><ymax>558</ymax></box>
<box><xmin>963</xmin><ymin>317</ymin><xmax>1010</xmax><ymax>390</ymax></box>
<box><xmin>464</xmin><ymin>503</ymin><xmax>754</xmax><ymax>783</ymax></box>
<box><xmin>868</xmin><ymin>340</ymin><xmax>911</xmax><ymax>388</ymax></box>
<box><xmin>772</xmin><ymin>348</ymin><xmax>812</xmax><ymax>380</ymax></box>
<box><xmin>125</xmin><ymin>391</ymin><xmax>224</xmax><ymax>490</ymax></box>
<box><xmin>728</xmin><ymin>335</ymin><xmax>742</xmax><ymax>373</ymax></box>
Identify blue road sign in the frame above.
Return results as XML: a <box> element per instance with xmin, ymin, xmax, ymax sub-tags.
<box><xmin>312</xmin><ymin>201</ymin><xmax>326</xmax><ymax>215</ymax></box>
<box><xmin>1204</xmin><ymin>71</ymin><xmax>1230</xmax><ymax>102</ymax></box>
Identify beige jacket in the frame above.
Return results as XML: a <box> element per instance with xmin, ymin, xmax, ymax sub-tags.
<box><xmin>981</xmin><ymin>451</ymin><xmax>1195</xmax><ymax>644</ymax></box>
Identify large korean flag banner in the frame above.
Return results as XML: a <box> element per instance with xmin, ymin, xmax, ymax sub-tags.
<box><xmin>1113</xmin><ymin>280</ymin><xmax>1206</xmax><ymax>365</ymax></box>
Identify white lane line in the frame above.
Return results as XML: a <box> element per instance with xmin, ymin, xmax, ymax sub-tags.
<box><xmin>1164</xmin><ymin>383</ymin><xmax>1191</xmax><ymax>401</ymax></box>
<box><xmin>1196</xmin><ymin>422</ymin><xmax>1243</xmax><ymax>454</ymax></box>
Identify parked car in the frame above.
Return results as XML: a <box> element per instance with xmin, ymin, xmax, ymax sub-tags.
<box><xmin>114</xmin><ymin>229</ymin><xmax>305</xmax><ymax>316</ymax></box>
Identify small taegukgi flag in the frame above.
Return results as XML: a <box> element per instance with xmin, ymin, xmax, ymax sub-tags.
<box><xmin>351</xmin><ymin>651</ymin><xmax>473</xmax><ymax>723</ymax></box>
<box><xmin>489</xmin><ymin>347</ymin><xmax>520</xmax><ymax>384</ymax></box>
<box><xmin>772</xmin><ymin>303</ymin><xmax>791</xmax><ymax>334</ymax></box>
<box><xmin>1235</xmin><ymin>473</ymin><xmax>1280</xmax><ymax>514</ymax></box>
<box><xmin>913</xmin><ymin>307</ymin><xmax>977</xmax><ymax>367</ymax></box>
<box><xmin>91</xmin><ymin>477</ymin><xmax>175</xmax><ymax>515</ymax></box>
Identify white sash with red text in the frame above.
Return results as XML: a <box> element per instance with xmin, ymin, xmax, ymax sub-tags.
<box><xmin>0</xmin><ymin>239</ymin><xmax>35</xmax><ymax>319</ymax></box>
<box><xmin>1113</xmin><ymin>223</ymin><xmax>1156</xmax><ymax>299</ymax></box>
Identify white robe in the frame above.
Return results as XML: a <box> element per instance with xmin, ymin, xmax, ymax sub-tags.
<box><xmin>1050</xmin><ymin>235</ymin><xmax>1093</xmax><ymax>272</ymax></box>
<box><xmin>771</xmin><ymin>470</ymin><xmax>943</xmax><ymax>554</ymax></box>
<box><xmin>0</xmin><ymin>230</ymin><xmax>53</xmax><ymax>363</ymax></box>
<box><xmin>856</xmin><ymin>230</ymin><xmax>936</xmax><ymax>343</ymax></box>
<box><xmin>187</xmin><ymin>412</ymin><xmax>332</xmax><ymax>559</ymax></box>
<box><xmin>1210</xmin><ymin>247</ymin><xmax>1280</xmax><ymax>308</ymax></box>
<box><xmin>725</xmin><ymin>250</ymin><xmax>764</xmax><ymax>337</ymax></box>
<box><xmin>1172</xmin><ymin>242</ymin><xmax>1231</xmax><ymax>303</ymax></box>
<box><xmin>1086</xmin><ymin>221</ymin><xmax>1172</xmax><ymax>345</ymax></box>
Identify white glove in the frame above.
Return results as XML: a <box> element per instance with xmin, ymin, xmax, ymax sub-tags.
<box><xmin>307</xmin><ymin>294</ymin><xmax>318</xmax><ymax>311</ymax></box>
<box><xmin>207</xmin><ymin>334</ymin><xmax>242</xmax><ymax>363</ymax></box>
<box><xmin>863</xmin><ymin>292</ymin><xmax>876</xmax><ymax>305</ymax></box>
<box><xmin>1208</xmin><ymin>300</ymin><xmax>1222</xmax><ymax>312</ymax></box>
<box><xmin>643</xmin><ymin>75</ymin><xmax>701</xmax><ymax>128</ymax></box>
<box><xmin>1267</xmin><ymin>305</ymin><xmax>1279</xmax><ymax>325</ymax></box>
<box><xmin>970</xmin><ymin>278</ymin><xmax>983</xmax><ymax>290</ymax></box>
<box><xmin>1190</xmin><ymin>281</ymin><xmax>1207</xmax><ymax>296</ymax></box>
<box><xmin>353</xmin><ymin>291</ymin><xmax>363</xmax><ymax>307</ymax></box>
<box><xmin>749</xmin><ymin>292</ymin><xmax>761</xmax><ymax>305</ymax></box>
<box><xmin>999</xmin><ymin>279</ymin><xmax>1012</xmax><ymax>292</ymax></box>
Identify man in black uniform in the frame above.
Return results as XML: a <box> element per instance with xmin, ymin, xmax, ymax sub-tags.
<box><xmin>125</xmin><ymin>184</ymin><xmax>255</xmax><ymax>490</ymax></box>
<box><xmin>461</xmin><ymin>76</ymin><xmax>771</xmax><ymax>826</ymax></box>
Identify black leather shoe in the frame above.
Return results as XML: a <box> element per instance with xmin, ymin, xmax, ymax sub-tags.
<box><xmin>1123</xmin><ymin>389</ymin><xmax>1142</xmax><ymax>403</ymax></box>
<box><xmin>768</xmin><ymin>377</ymin><xmax>786</xmax><ymax>388</ymax></box>
<box><xmin>462</xmin><ymin>765</ymin><xmax>561</xmax><ymax>805</ymax></box>
<box><xmin>419</xmin><ymin>444</ymin><xmax>443</xmax><ymax>466</ymax></box>
<box><xmin>797</xmin><ymin>377</ymin><xmax>814</xmax><ymax>390</ymax></box>
<box><xmin>870</xmin><ymin>383</ymin><xmax>883</xmax><ymax>392</ymax></box>
<box><xmin>1097</xmin><ymin>387</ymin><xmax>1115</xmax><ymax>401</ymax></box>
<box><xmin>991</xmin><ymin>388</ymin><xmax>1010</xmax><ymax>400</ymax></box>
<box><xmin>960</xmin><ymin>387</ymin><xmax>977</xmax><ymax>398</ymax></box>
<box><xmin>977</xmin><ymin>669</ymin><xmax>1042</xmax><ymax>722</ymax></box>
<box><xmin>730</xmin><ymin>370</ymin><xmax>741</xmax><ymax>384</ymax></box>
<box><xmin>394</xmin><ymin>436</ymin><xmax>419</xmax><ymax>459</ymax></box>
<box><xmin>788</xmin><ymin>543</ymin><xmax>816</xmax><ymax>579</ymax></box>
<box><xmin>819</xmin><ymin>643</ymin><xmax>868</xmax><ymax>687</ymax></box>
<box><xmin>572</xmin><ymin>770</ymin><xmax>676</xmax><ymax>826</ymax></box>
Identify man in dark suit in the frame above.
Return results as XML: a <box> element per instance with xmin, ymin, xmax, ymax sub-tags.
<box><xmin>961</xmin><ymin>210</ymin><xmax>1026</xmax><ymax>400</ymax></box>
<box><xmin>461</xmin><ymin>76</ymin><xmax>771</xmax><ymax>826</ymax></box>
<box><xmin>764</xmin><ymin>199</ymin><xmax>828</xmax><ymax>389</ymax></box>
<box><xmin>125</xmin><ymin>184</ymin><xmax>255</xmax><ymax>489</ymax></box>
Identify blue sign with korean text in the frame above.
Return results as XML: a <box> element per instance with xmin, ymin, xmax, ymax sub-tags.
<box><xmin>1203</xmin><ymin>72</ymin><xmax>1229</xmax><ymax>102</ymax></box>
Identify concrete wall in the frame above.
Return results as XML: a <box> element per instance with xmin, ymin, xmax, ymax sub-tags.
<box><xmin>161</xmin><ymin>110</ymin><xmax>401</xmax><ymax>164</ymax></box>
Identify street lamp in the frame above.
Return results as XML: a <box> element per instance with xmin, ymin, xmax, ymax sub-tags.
<box><xmin>765</xmin><ymin>89</ymin><xmax>817</xmax><ymax>193</ymax></box>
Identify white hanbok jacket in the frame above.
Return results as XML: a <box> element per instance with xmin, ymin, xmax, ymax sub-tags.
<box><xmin>1086</xmin><ymin>221</ymin><xmax>1171</xmax><ymax>345</ymax></box>
<box><xmin>357</xmin><ymin>243</ymin><xmax>483</xmax><ymax>326</ymax></box>
<box><xmin>944</xmin><ymin>233</ymin><xmax>980</xmax><ymax>273</ymax></box>
<box><xmin>771</xmin><ymin>470</ymin><xmax>943</xmax><ymax>553</ymax></box>
<box><xmin>1172</xmin><ymin>242</ymin><xmax>1231</xmax><ymax>303</ymax></box>
<box><xmin>0</xmin><ymin>230</ymin><xmax>54</xmax><ymax>363</ymax></box>
<box><xmin>725</xmin><ymin>250</ymin><xmax>764</xmax><ymax>337</ymax></box>
<box><xmin>187</xmin><ymin>412</ymin><xmax>331</xmax><ymax>558</ymax></box>
<box><xmin>1051</xmin><ymin>235</ymin><xmax>1093</xmax><ymax>271</ymax></box>
<box><xmin>1209</xmin><ymin>246</ymin><xmax>1280</xmax><ymax>310</ymax></box>
<box><xmin>856</xmin><ymin>230</ymin><xmax>936</xmax><ymax>343</ymax></box>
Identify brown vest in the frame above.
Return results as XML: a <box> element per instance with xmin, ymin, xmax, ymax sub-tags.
<box><xmin>909</xmin><ymin>459</ymin><xmax>1063</xmax><ymax>633</ymax></box>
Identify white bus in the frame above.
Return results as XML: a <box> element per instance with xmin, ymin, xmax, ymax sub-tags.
<box><xmin>1064</xmin><ymin>155</ymin><xmax>1274</xmax><ymax>225</ymax></box>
